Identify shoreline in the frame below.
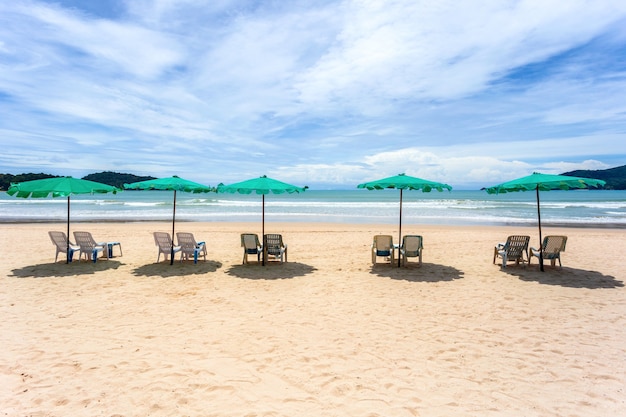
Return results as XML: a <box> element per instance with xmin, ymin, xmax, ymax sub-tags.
<box><xmin>1</xmin><ymin>218</ymin><xmax>626</xmax><ymax>229</ymax></box>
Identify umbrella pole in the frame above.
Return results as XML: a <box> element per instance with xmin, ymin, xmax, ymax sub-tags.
<box><xmin>262</xmin><ymin>194</ymin><xmax>265</xmax><ymax>266</ymax></box>
<box><xmin>171</xmin><ymin>190</ymin><xmax>177</xmax><ymax>265</ymax></box>
<box><xmin>66</xmin><ymin>196</ymin><xmax>70</xmax><ymax>264</ymax></box>
<box><xmin>398</xmin><ymin>189</ymin><xmax>403</xmax><ymax>267</ymax></box>
<box><xmin>536</xmin><ymin>186</ymin><xmax>544</xmax><ymax>272</ymax></box>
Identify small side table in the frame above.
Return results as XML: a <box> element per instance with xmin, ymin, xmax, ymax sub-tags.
<box><xmin>106</xmin><ymin>242</ymin><xmax>123</xmax><ymax>258</ymax></box>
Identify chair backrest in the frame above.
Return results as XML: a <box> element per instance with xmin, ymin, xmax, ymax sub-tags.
<box><xmin>543</xmin><ymin>235</ymin><xmax>567</xmax><ymax>254</ymax></box>
<box><xmin>402</xmin><ymin>235</ymin><xmax>423</xmax><ymax>256</ymax></box>
<box><xmin>505</xmin><ymin>235</ymin><xmax>530</xmax><ymax>257</ymax></box>
<box><xmin>176</xmin><ymin>232</ymin><xmax>197</xmax><ymax>250</ymax></box>
<box><xmin>241</xmin><ymin>234</ymin><xmax>260</xmax><ymax>250</ymax></box>
<box><xmin>154</xmin><ymin>232</ymin><xmax>173</xmax><ymax>249</ymax></box>
<box><xmin>73</xmin><ymin>231</ymin><xmax>98</xmax><ymax>249</ymax></box>
<box><xmin>49</xmin><ymin>231</ymin><xmax>68</xmax><ymax>249</ymax></box>
<box><xmin>373</xmin><ymin>235</ymin><xmax>393</xmax><ymax>256</ymax></box>
<box><xmin>264</xmin><ymin>234</ymin><xmax>284</xmax><ymax>255</ymax></box>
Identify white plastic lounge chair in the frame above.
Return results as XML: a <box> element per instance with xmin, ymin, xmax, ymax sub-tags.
<box><xmin>176</xmin><ymin>232</ymin><xmax>207</xmax><ymax>263</ymax></box>
<box><xmin>153</xmin><ymin>232</ymin><xmax>182</xmax><ymax>263</ymax></box>
<box><xmin>400</xmin><ymin>235</ymin><xmax>423</xmax><ymax>267</ymax></box>
<box><xmin>264</xmin><ymin>234</ymin><xmax>287</xmax><ymax>263</ymax></box>
<box><xmin>48</xmin><ymin>231</ymin><xmax>80</xmax><ymax>263</ymax></box>
<box><xmin>73</xmin><ymin>231</ymin><xmax>107</xmax><ymax>262</ymax></box>
<box><xmin>493</xmin><ymin>235</ymin><xmax>530</xmax><ymax>269</ymax></box>
<box><xmin>241</xmin><ymin>233</ymin><xmax>262</xmax><ymax>264</ymax></box>
<box><xmin>529</xmin><ymin>235</ymin><xmax>567</xmax><ymax>269</ymax></box>
<box><xmin>372</xmin><ymin>235</ymin><xmax>394</xmax><ymax>265</ymax></box>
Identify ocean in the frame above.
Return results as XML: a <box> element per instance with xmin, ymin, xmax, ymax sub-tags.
<box><xmin>1</xmin><ymin>189</ymin><xmax>625</xmax><ymax>228</ymax></box>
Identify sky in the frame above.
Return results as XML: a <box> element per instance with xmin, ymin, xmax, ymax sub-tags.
<box><xmin>1</xmin><ymin>1</ymin><xmax>626</xmax><ymax>190</ymax></box>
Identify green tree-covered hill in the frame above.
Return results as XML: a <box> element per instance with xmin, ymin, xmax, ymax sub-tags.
<box><xmin>82</xmin><ymin>171</ymin><xmax>156</xmax><ymax>188</ymax></box>
<box><xmin>0</xmin><ymin>173</ymin><xmax>57</xmax><ymax>190</ymax></box>
<box><xmin>562</xmin><ymin>165</ymin><xmax>626</xmax><ymax>190</ymax></box>
<box><xmin>0</xmin><ymin>171</ymin><xmax>155</xmax><ymax>190</ymax></box>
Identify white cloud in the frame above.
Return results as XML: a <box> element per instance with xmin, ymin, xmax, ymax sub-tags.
<box><xmin>293</xmin><ymin>0</ymin><xmax>626</xmax><ymax>111</ymax></box>
<box><xmin>8</xmin><ymin>2</ymin><xmax>183</xmax><ymax>78</ymax></box>
<box><xmin>1</xmin><ymin>0</ymin><xmax>626</xmax><ymax>188</ymax></box>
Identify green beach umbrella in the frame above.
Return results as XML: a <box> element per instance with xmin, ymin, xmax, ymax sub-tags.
<box><xmin>357</xmin><ymin>173</ymin><xmax>452</xmax><ymax>266</ymax></box>
<box><xmin>124</xmin><ymin>176</ymin><xmax>214</xmax><ymax>264</ymax></box>
<box><xmin>7</xmin><ymin>177</ymin><xmax>120</xmax><ymax>263</ymax></box>
<box><xmin>217</xmin><ymin>176</ymin><xmax>308</xmax><ymax>265</ymax></box>
<box><xmin>484</xmin><ymin>172</ymin><xmax>605</xmax><ymax>271</ymax></box>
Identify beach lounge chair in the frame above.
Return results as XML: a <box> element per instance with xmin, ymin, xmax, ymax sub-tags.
<box><xmin>153</xmin><ymin>232</ymin><xmax>182</xmax><ymax>263</ymax></box>
<box><xmin>73</xmin><ymin>231</ymin><xmax>107</xmax><ymax>262</ymax></box>
<box><xmin>529</xmin><ymin>235</ymin><xmax>567</xmax><ymax>269</ymax></box>
<box><xmin>264</xmin><ymin>234</ymin><xmax>287</xmax><ymax>263</ymax></box>
<box><xmin>372</xmin><ymin>235</ymin><xmax>394</xmax><ymax>265</ymax></box>
<box><xmin>176</xmin><ymin>232</ymin><xmax>207</xmax><ymax>263</ymax></box>
<box><xmin>241</xmin><ymin>233</ymin><xmax>262</xmax><ymax>264</ymax></box>
<box><xmin>400</xmin><ymin>235</ymin><xmax>423</xmax><ymax>267</ymax></box>
<box><xmin>493</xmin><ymin>235</ymin><xmax>530</xmax><ymax>269</ymax></box>
<box><xmin>48</xmin><ymin>231</ymin><xmax>80</xmax><ymax>263</ymax></box>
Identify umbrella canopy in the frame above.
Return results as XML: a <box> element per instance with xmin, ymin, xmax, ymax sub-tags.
<box><xmin>217</xmin><ymin>175</ymin><xmax>308</xmax><ymax>265</ymax></box>
<box><xmin>7</xmin><ymin>177</ymin><xmax>120</xmax><ymax>263</ymax></box>
<box><xmin>358</xmin><ymin>173</ymin><xmax>452</xmax><ymax>266</ymax></box>
<box><xmin>124</xmin><ymin>176</ymin><xmax>213</xmax><ymax>264</ymax></box>
<box><xmin>484</xmin><ymin>172</ymin><xmax>605</xmax><ymax>271</ymax></box>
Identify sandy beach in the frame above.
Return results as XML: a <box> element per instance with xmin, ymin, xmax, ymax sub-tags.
<box><xmin>1</xmin><ymin>221</ymin><xmax>624</xmax><ymax>416</ymax></box>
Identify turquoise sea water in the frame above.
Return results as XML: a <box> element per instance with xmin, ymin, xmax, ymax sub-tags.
<box><xmin>1</xmin><ymin>190</ymin><xmax>625</xmax><ymax>228</ymax></box>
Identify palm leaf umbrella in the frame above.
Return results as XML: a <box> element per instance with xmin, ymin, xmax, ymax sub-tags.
<box><xmin>216</xmin><ymin>175</ymin><xmax>308</xmax><ymax>265</ymax></box>
<box><xmin>484</xmin><ymin>172</ymin><xmax>605</xmax><ymax>271</ymax></box>
<box><xmin>7</xmin><ymin>177</ymin><xmax>120</xmax><ymax>263</ymax></box>
<box><xmin>124</xmin><ymin>176</ymin><xmax>213</xmax><ymax>264</ymax></box>
<box><xmin>357</xmin><ymin>173</ymin><xmax>452</xmax><ymax>266</ymax></box>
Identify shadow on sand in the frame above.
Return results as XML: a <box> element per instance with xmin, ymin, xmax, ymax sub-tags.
<box><xmin>11</xmin><ymin>260</ymin><xmax>123</xmax><ymax>278</ymax></box>
<box><xmin>225</xmin><ymin>261</ymin><xmax>317</xmax><ymax>280</ymax></box>
<box><xmin>369</xmin><ymin>262</ymin><xmax>464</xmax><ymax>283</ymax></box>
<box><xmin>500</xmin><ymin>264</ymin><xmax>623</xmax><ymax>289</ymax></box>
<box><xmin>132</xmin><ymin>260</ymin><xmax>223</xmax><ymax>278</ymax></box>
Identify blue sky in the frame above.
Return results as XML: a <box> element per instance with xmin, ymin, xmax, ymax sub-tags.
<box><xmin>1</xmin><ymin>0</ymin><xmax>626</xmax><ymax>189</ymax></box>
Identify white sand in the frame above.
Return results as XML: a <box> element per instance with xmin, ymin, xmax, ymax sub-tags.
<box><xmin>1</xmin><ymin>222</ymin><xmax>625</xmax><ymax>416</ymax></box>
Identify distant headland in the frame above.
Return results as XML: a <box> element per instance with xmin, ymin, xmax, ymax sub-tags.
<box><xmin>0</xmin><ymin>171</ymin><xmax>155</xmax><ymax>190</ymax></box>
<box><xmin>561</xmin><ymin>165</ymin><xmax>626</xmax><ymax>190</ymax></box>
